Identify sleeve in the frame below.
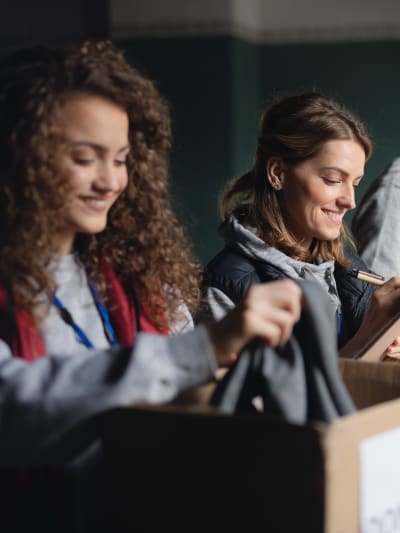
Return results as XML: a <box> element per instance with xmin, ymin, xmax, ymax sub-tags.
<box><xmin>0</xmin><ymin>326</ymin><xmax>217</xmax><ymax>465</ymax></box>
<box><xmin>351</xmin><ymin>158</ymin><xmax>400</xmax><ymax>279</ymax></box>
<box><xmin>196</xmin><ymin>287</ymin><xmax>235</xmax><ymax>324</ymax></box>
<box><xmin>169</xmin><ymin>302</ymin><xmax>194</xmax><ymax>335</ymax></box>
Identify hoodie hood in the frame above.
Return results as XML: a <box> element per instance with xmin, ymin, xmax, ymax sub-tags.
<box><xmin>218</xmin><ymin>214</ymin><xmax>342</xmax><ymax>316</ymax></box>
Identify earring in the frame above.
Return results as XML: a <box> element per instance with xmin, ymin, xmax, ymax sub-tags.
<box><xmin>272</xmin><ymin>182</ymin><xmax>282</xmax><ymax>191</ymax></box>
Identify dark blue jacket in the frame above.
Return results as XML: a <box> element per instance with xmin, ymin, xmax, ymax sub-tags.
<box><xmin>203</xmin><ymin>246</ymin><xmax>376</xmax><ymax>349</ymax></box>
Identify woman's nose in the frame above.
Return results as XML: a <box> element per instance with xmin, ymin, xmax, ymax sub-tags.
<box><xmin>95</xmin><ymin>162</ymin><xmax>121</xmax><ymax>191</ymax></box>
<box><xmin>339</xmin><ymin>184</ymin><xmax>356</xmax><ymax>210</ymax></box>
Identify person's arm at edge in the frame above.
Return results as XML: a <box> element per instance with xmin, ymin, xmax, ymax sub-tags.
<box><xmin>0</xmin><ymin>279</ymin><xmax>302</xmax><ymax>464</ymax></box>
<box><xmin>0</xmin><ymin>328</ymin><xmax>216</xmax><ymax>465</ymax></box>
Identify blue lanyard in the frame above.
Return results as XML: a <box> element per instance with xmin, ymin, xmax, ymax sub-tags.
<box><xmin>87</xmin><ymin>279</ymin><xmax>119</xmax><ymax>347</ymax></box>
<box><xmin>52</xmin><ymin>282</ymin><xmax>119</xmax><ymax>349</ymax></box>
<box><xmin>337</xmin><ymin>312</ymin><xmax>342</xmax><ymax>335</ymax></box>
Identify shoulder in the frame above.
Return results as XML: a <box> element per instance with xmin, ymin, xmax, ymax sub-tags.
<box><xmin>205</xmin><ymin>248</ymin><xmax>256</xmax><ymax>278</ymax></box>
<box><xmin>203</xmin><ymin>248</ymin><xmax>261</xmax><ymax>303</ymax></box>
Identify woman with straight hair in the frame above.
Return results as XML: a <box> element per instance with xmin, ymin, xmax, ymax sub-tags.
<box><xmin>201</xmin><ymin>92</ymin><xmax>400</xmax><ymax>359</ymax></box>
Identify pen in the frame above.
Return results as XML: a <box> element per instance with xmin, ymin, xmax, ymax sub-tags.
<box><xmin>351</xmin><ymin>268</ymin><xmax>385</xmax><ymax>286</ymax></box>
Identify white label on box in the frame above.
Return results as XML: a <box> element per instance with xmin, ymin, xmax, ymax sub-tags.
<box><xmin>360</xmin><ymin>426</ymin><xmax>400</xmax><ymax>532</ymax></box>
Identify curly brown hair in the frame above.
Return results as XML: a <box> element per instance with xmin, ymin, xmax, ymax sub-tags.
<box><xmin>220</xmin><ymin>92</ymin><xmax>373</xmax><ymax>264</ymax></box>
<box><xmin>0</xmin><ymin>41</ymin><xmax>201</xmax><ymax>328</ymax></box>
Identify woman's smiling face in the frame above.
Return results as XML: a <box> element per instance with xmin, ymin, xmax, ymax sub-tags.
<box><xmin>271</xmin><ymin>139</ymin><xmax>366</xmax><ymax>249</ymax></box>
<box><xmin>54</xmin><ymin>93</ymin><xmax>130</xmax><ymax>255</ymax></box>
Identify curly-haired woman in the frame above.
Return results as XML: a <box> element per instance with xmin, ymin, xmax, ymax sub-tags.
<box><xmin>0</xmin><ymin>40</ymin><xmax>304</xmax><ymax>382</ymax></box>
<box><xmin>0</xmin><ymin>40</ymin><xmax>207</xmax><ymax>358</ymax></box>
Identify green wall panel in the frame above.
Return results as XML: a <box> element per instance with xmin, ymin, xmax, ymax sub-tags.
<box><xmin>116</xmin><ymin>36</ymin><xmax>400</xmax><ymax>264</ymax></box>
<box><xmin>117</xmin><ymin>37</ymin><xmax>235</xmax><ymax>265</ymax></box>
<box><xmin>232</xmin><ymin>39</ymin><xmax>262</xmax><ymax>177</ymax></box>
<box><xmin>261</xmin><ymin>41</ymin><xmax>400</xmax><ymax>227</ymax></box>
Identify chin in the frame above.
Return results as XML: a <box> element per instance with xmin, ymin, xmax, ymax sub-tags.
<box><xmin>79</xmin><ymin>223</ymin><xmax>107</xmax><ymax>235</ymax></box>
<box><xmin>316</xmin><ymin>232</ymin><xmax>341</xmax><ymax>242</ymax></box>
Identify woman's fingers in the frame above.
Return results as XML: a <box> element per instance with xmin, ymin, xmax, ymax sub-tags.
<box><xmin>385</xmin><ymin>336</ymin><xmax>400</xmax><ymax>356</ymax></box>
<box><xmin>207</xmin><ymin>280</ymin><xmax>303</xmax><ymax>367</ymax></box>
<box><xmin>355</xmin><ymin>279</ymin><xmax>400</xmax><ymax>347</ymax></box>
<box><xmin>240</xmin><ymin>307</ymin><xmax>296</xmax><ymax>347</ymax></box>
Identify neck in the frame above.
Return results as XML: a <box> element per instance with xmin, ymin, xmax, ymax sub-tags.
<box><xmin>55</xmin><ymin>233</ymin><xmax>76</xmax><ymax>256</ymax></box>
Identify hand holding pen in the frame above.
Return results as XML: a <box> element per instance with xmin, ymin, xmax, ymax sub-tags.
<box><xmin>350</xmin><ymin>269</ymin><xmax>400</xmax><ymax>359</ymax></box>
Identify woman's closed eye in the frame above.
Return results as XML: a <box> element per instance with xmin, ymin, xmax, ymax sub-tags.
<box><xmin>114</xmin><ymin>158</ymin><xmax>128</xmax><ymax>167</ymax></box>
<box><xmin>322</xmin><ymin>177</ymin><xmax>341</xmax><ymax>185</ymax></box>
<box><xmin>72</xmin><ymin>150</ymin><xmax>96</xmax><ymax>166</ymax></box>
<box><xmin>74</xmin><ymin>157</ymin><xmax>94</xmax><ymax>166</ymax></box>
<box><xmin>321</xmin><ymin>177</ymin><xmax>362</xmax><ymax>193</ymax></box>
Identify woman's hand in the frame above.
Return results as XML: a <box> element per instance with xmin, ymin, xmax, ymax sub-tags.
<box><xmin>340</xmin><ymin>276</ymin><xmax>400</xmax><ymax>359</ymax></box>
<box><xmin>206</xmin><ymin>280</ymin><xmax>303</xmax><ymax>367</ymax></box>
<box><xmin>383</xmin><ymin>337</ymin><xmax>400</xmax><ymax>362</ymax></box>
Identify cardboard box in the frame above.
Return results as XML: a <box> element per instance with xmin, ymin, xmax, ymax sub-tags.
<box><xmin>99</xmin><ymin>387</ymin><xmax>400</xmax><ymax>533</ymax></box>
<box><xmin>100</xmin><ymin>405</ymin><xmax>326</xmax><ymax>532</ymax></box>
<box><xmin>321</xmin><ymin>398</ymin><xmax>400</xmax><ymax>532</ymax></box>
<box><xmin>339</xmin><ymin>358</ymin><xmax>400</xmax><ymax>409</ymax></box>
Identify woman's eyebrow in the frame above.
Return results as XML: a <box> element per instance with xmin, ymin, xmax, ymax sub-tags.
<box><xmin>117</xmin><ymin>144</ymin><xmax>130</xmax><ymax>154</ymax></box>
<box><xmin>69</xmin><ymin>141</ymin><xmax>130</xmax><ymax>153</ymax></box>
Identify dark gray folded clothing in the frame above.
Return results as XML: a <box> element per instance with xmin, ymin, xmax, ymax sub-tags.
<box><xmin>211</xmin><ymin>279</ymin><xmax>355</xmax><ymax>423</ymax></box>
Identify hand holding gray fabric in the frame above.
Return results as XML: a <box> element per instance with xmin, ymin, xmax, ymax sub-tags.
<box><xmin>211</xmin><ymin>280</ymin><xmax>355</xmax><ymax>423</ymax></box>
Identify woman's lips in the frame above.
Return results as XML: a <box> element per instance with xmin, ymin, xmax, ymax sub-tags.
<box><xmin>79</xmin><ymin>196</ymin><xmax>112</xmax><ymax>212</ymax></box>
<box><xmin>322</xmin><ymin>209</ymin><xmax>344</xmax><ymax>225</ymax></box>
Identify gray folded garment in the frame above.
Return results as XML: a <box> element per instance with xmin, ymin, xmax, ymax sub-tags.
<box><xmin>211</xmin><ymin>279</ymin><xmax>356</xmax><ymax>423</ymax></box>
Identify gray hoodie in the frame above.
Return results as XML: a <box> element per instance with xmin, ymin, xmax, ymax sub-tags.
<box><xmin>206</xmin><ymin>214</ymin><xmax>342</xmax><ymax>322</ymax></box>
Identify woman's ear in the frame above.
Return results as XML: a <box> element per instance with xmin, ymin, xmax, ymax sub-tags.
<box><xmin>266</xmin><ymin>157</ymin><xmax>285</xmax><ymax>191</ymax></box>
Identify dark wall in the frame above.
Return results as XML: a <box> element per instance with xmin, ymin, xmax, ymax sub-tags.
<box><xmin>2</xmin><ymin>11</ymin><xmax>399</xmax><ymax>263</ymax></box>
<box><xmin>117</xmin><ymin>36</ymin><xmax>264</xmax><ymax>265</ymax></box>
<box><xmin>118</xmin><ymin>37</ymin><xmax>236</xmax><ymax>264</ymax></box>
<box><xmin>0</xmin><ymin>0</ymin><xmax>109</xmax><ymax>55</ymax></box>
<box><xmin>261</xmin><ymin>41</ymin><xmax>400</xmax><ymax>224</ymax></box>
<box><xmin>117</xmin><ymin>36</ymin><xmax>400</xmax><ymax>264</ymax></box>
<box><xmin>231</xmin><ymin>39</ymin><xmax>262</xmax><ymax>176</ymax></box>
